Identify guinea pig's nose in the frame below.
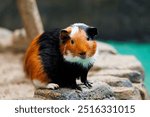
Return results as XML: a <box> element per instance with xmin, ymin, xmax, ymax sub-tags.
<box><xmin>79</xmin><ymin>52</ymin><xmax>86</xmax><ymax>56</ymax></box>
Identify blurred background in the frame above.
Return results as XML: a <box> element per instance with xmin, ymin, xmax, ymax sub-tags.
<box><xmin>0</xmin><ymin>0</ymin><xmax>150</xmax><ymax>96</ymax></box>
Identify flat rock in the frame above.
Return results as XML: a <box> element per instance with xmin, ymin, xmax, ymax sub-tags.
<box><xmin>89</xmin><ymin>69</ymin><xmax>143</xmax><ymax>83</ymax></box>
<box><xmin>34</xmin><ymin>82</ymin><xmax>115</xmax><ymax>100</ymax></box>
<box><xmin>93</xmin><ymin>54</ymin><xmax>144</xmax><ymax>75</ymax></box>
<box><xmin>112</xmin><ymin>87</ymin><xmax>142</xmax><ymax>100</ymax></box>
<box><xmin>34</xmin><ymin>75</ymin><xmax>146</xmax><ymax>100</ymax></box>
<box><xmin>89</xmin><ymin>75</ymin><xmax>133</xmax><ymax>87</ymax></box>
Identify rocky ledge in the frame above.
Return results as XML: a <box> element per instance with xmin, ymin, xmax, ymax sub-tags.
<box><xmin>34</xmin><ymin>42</ymin><xmax>149</xmax><ymax>100</ymax></box>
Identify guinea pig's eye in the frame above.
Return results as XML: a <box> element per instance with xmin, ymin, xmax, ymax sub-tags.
<box><xmin>87</xmin><ymin>37</ymin><xmax>90</xmax><ymax>41</ymax></box>
<box><xmin>70</xmin><ymin>40</ymin><xmax>74</xmax><ymax>44</ymax></box>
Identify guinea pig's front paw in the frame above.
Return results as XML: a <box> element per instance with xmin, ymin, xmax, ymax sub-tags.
<box><xmin>84</xmin><ymin>80</ymin><xmax>92</xmax><ymax>88</ymax></box>
<box><xmin>46</xmin><ymin>83</ymin><xmax>59</xmax><ymax>89</ymax></box>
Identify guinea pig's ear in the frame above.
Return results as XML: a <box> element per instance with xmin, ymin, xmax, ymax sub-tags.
<box><xmin>87</xmin><ymin>27</ymin><xmax>98</xmax><ymax>39</ymax></box>
<box><xmin>60</xmin><ymin>29</ymin><xmax>70</xmax><ymax>41</ymax></box>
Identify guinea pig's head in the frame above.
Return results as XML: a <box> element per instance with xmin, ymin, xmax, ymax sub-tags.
<box><xmin>59</xmin><ymin>23</ymin><xmax>98</xmax><ymax>67</ymax></box>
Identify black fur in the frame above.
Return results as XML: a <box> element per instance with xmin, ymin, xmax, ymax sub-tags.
<box><xmin>86</xmin><ymin>27</ymin><xmax>98</xmax><ymax>39</ymax></box>
<box><xmin>38</xmin><ymin>29</ymin><xmax>93</xmax><ymax>89</ymax></box>
<box><xmin>71</xmin><ymin>24</ymin><xmax>98</xmax><ymax>40</ymax></box>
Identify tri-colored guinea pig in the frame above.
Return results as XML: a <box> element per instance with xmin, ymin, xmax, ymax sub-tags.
<box><xmin>24</xmin><ymin>23</ymin><xmax>98</xmax><ymax>90</ymax></box>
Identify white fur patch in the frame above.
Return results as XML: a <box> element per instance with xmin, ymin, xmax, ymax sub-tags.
<box><xmin>33</xmin><ymin>80</ymin><xmax>59</xmax><ymax>89</ymax></box>
<box><xmin>46</xmin><ymin>83</ymin><xmax>59</xmax><ymax>89</ymax></box>
<box><xmin>70</xmin><ymin>26</ymin><xmax>79</xmax><ymax>36</ymax></box>
<box><xmin>70</xmin><ymin>23</ymin><xmax>89</xmax><ymax>37</ymax></box>
<box><xmin>72</xmin><ymin>23</ymin><xmax>88</xmax><ymax>28</ymax></box>
<box><xmin>64</xmin><ymin>49</ymin><xmax>97</xmax><ymax>68</ymax></box>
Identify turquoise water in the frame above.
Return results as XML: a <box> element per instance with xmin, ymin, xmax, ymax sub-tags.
<box><xmin>104</xmin><ymin>41</ymin><xmax>150</xmax><ymax>93</ymax></box>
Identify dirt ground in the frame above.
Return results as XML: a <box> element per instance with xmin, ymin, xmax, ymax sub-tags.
<box><xmin>0</xmin><ymin>52</ymin><xmax>35</xmax><ymax>99</ymax></box>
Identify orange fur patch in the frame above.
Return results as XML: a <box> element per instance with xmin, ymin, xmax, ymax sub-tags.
<box><xmin>60</xmin><ymin>27</ymin><xmax>97</xmax><ymax>58</ymax></box>
<box><xmin>24</xmin><ymin>35</ymin><xmax>50</xmax><ymax>84</ymax></box>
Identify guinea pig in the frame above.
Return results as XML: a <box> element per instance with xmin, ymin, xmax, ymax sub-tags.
<box><xmin>24</xmin><ymin>23</ymin><xmax>98</xmax><ymax>90</ymax></box>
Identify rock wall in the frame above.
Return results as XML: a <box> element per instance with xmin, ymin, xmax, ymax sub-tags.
<box><xmin>34</xmin><ymin>42</ymin><xmax>149</xmax><ymax>100</ymax></box>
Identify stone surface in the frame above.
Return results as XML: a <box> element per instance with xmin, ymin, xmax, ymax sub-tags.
<box><xmin>93</xmin><ymin>54</ymin><xmax>144</xmax><ymax>75</ymax></box>
<box><xmin>34</xmin><ymin>82</ymin><xmax>115</xmax><ymax>100</ymax></box>
<box><xmin>0</xmin><ymin>53</ymin><xmax>34</xmax><ymax>99</ymax></box>
<box><xmin>0</xmin><ymin>28</ymin><xmax>13</xmax><ymax>48</ymax></box>
<box><xmin>89</xmin><ymin>69</ymin><xmax>143</xmax><ymax>83</ymax></box>
<box><xmin>112</xmin><ymin>87</ymin><xmax>142</xmax><ymax>100</ymax></box>
<box><xmin>133</xmin><ymin>83</ymin><xmax>149</xmax><ymax>100</ymax></box>
<box><xmin>0</xmin><ymin>53</ymin><xmax>25</xmax><ymax>84</ymax></box>
<box><xmin>89</xmin><ymin>75</ymin><xmax>133</xmax><ymax>88</ymax></box>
